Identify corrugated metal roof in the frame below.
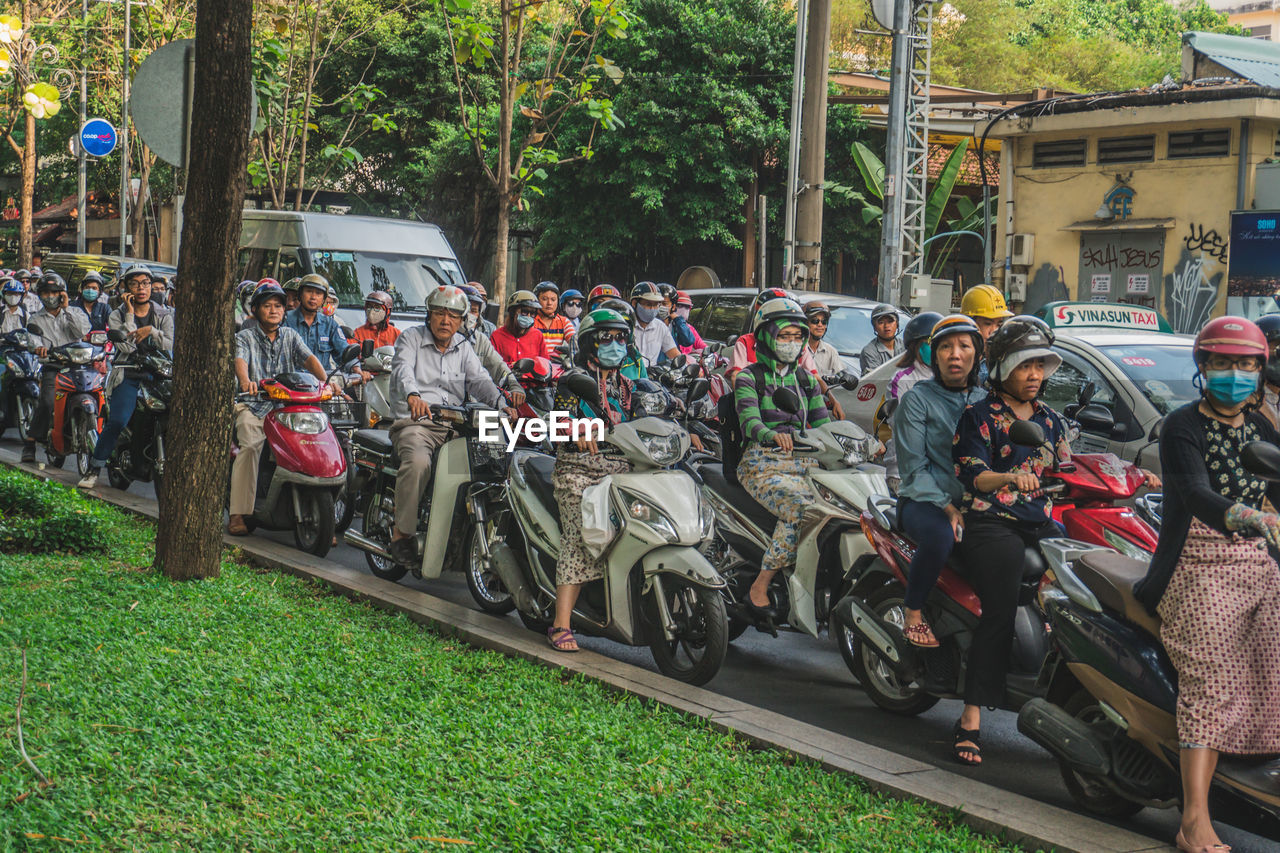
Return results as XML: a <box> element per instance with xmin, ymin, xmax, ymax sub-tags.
<box><xmin>1184</xmin><ymin>31</ymin><xmax>1280</xmax><ymax>88</ymax></box>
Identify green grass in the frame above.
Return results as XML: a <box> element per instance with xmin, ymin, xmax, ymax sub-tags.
<box><xmin>0</xmin><ymin>475</ymin><xmax>1022</xmax><ymax>852</ymax></box>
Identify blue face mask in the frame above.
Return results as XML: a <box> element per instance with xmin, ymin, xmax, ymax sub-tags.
<box><xmin>596</xmin><ymin>341</ymin><xmax>626</xmax><ymax>367</ymax></box>
<box><xmin>919</xmin><ymin>343</ymin><xmax>932</xmax><ymax>365</ymax></box>
<box><xmin>81</xmin><ymin>288</ymin><xmax>99</xmax><ymax>303</ymax></box>
<box><xmin>1205</xmin><ymin>369</ymin><xmax>1259</xmax><ymax>406</ymax></box>
<box><xmin>515</xmin><ymin>314</ymin><xmax>535</xmax><ymax>331</ymax></box>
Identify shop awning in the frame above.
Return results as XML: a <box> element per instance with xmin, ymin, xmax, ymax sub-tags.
<box><xmin>1061</xmin><ymin>218</ymin><xmax>1175</xmax><ymax>232</ymax></box>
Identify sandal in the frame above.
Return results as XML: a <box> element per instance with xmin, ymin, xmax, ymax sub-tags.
<box><xmin>904</xmin><ymin>621</ymin><xmax>940</xmax><ymax>648</ymax></box>
<box><xmin>953</xmin><ymin>720</ymin><xmax>982</xmax><ymax>766</ymax></box>
<box><xmin>547</xmin><ymin>627</ymin><xmax>579</xmax><ymax>652</ymax></box>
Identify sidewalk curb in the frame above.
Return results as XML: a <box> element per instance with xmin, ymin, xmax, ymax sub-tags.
<box><xmin>1</xmin><ymin>451</ymin><xmax>1172</xmax><ymax>853</ymax></box>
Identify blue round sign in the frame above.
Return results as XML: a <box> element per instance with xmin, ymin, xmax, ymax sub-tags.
<box><xmin>80</xmin><ymin>118</ymin><xmax>117</xmax><ymax>157</ymax></box>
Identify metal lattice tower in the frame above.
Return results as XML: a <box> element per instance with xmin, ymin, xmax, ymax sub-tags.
<box><xmin>901</xmin><ymin>1</ymin><xmax>934</xmax><ymax>277</ymax></box>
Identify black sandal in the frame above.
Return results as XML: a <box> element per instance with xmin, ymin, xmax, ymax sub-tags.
<box><xmin>953</xmin><ymin>720</ymin><xmax>982</xmax><ymax>766</ymax></box>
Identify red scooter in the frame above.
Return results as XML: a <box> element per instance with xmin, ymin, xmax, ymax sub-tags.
<box><xmin>231</xmin><ymin>371</ymin><xmax>348</xmax><ymax>557</ymax></box>
<box><xmin>834</xmin><ymin>419</ymin><xmax>1156</xmax><ymax>717</ymax></box>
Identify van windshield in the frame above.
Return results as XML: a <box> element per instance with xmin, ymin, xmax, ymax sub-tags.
<box><xmin>305</xmin><ymin>249</ymin><xmax>465</xmax><ymax>312</ymax></box>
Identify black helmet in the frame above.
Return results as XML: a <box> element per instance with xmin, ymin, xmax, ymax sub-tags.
<box><xmin>533</xmin><ymin>280</ymin><xmax>559</xmax><ymax>296</ymax></box>
<box><xmin>903</xmin><ymin>311</ymin><xmax>944</xmax><ymax>347</ymax></box>
<box><xmin>250</xmin><ymin>282</ymin><xmax>287</xmax><ymax>313</ymax></box>
<box><xmin>657</xmin><ymin>282</ymin><xmax>678</xmax><ymax>303</ymax></box>
<box><xmin>986</xmin><ymin>315</ymin><xmax>1061</xmax><ymax>387</ymax></box>
<box><xmin>36</xmin><ymin>271</ymin><xmax>67</xmax><ymax>293</ymax></box>
<box><xmin>1257</xmin><ymin>313</ymin><xmax>1280</xmax><ymax>344</ymax></box>
<box><xmin>871</xmin><ymin>303</ymin><xmax>896</xmax><ymax>323</ymax></box>
<box><xmin>598</xmin><ymin>298</ymin><xmax>635</xmax><ymax>327</ymax></box>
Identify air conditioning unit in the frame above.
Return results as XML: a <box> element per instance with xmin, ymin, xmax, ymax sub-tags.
<box><xmin>1010</xmin><ymin>233</ymin><xmax>1035</xmax><ymax>267</ymax></box>
<box><xmin>1007</xmin><ymin>272</ymin><xmax>1028</xmax><ymax>302</ymax></box>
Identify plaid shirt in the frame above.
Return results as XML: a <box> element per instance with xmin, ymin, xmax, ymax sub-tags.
<box><xmin>235</xmin><ymin>323</ymin><xmax>315</xmax><ymax>416</ymax></box>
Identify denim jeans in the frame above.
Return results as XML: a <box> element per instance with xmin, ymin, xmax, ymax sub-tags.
<box><xmin>91</xmin><ymin>376</ymin><xmax>141</xmax><ymax>467</ymax></box>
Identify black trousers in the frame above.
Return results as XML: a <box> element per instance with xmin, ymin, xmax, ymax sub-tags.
<box><xmin>27</xmin><ymin>369</ymin><xmax>58</xmax><ymax>444</ymax></box>
<box><xmin>954</xmin><ymin>514</ymin><xmax>1058</xmax><ymax>708</ymax></box>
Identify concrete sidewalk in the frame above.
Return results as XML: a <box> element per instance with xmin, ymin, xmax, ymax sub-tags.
<box><xmin>0</xmin><ymin>447</ymin><xmax>1171</xmax><ymax>853</ymax></box>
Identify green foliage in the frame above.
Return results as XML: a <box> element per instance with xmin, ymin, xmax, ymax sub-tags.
<box><xmin>0</xmin><ymin>469</ymin><xmax>116</xmax><ymax>555</ymax></box>
<box><xmin>0</xmin><ymin>505</ymin><xmax>1018</xmax><ymax>852</ymax></box>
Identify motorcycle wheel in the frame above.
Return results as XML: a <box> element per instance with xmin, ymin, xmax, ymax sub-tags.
<box><xmin>518</xmin><ymin>609</ymin><xmax>551</xmax><ymax>634</ymax></box>
<box><xmin>464</xmin><ymin>526</ymin><xmax>514</xmax><ymax>614</ymax></box>
<box><xmin>362</xmin><ymin>498</ymin><xmax>406</xmax><ymax>582</ymax></box>
<box><xmin>643</xmin><ymin>576</ymin><xmax>728</xmax><ymax>686</ymax></box>
<box><xmin>72</xmin><ymin>410</ymin><xmax>98</xmax><ymax>477</ymax></box>
<box><xmin>848</xmin><ymin>584</ymin><xmax>939</xmax><ymax>716</ymax></box>
<box><xmin>333</xmin><ymin>486</ymin><xmax>356</xmax><ymax>534</ymax></box>
<box><xmin>16</xmin><ymin>397</ymin><xmax>35</xmax><ymax>442</ymax></box>
<box><xmin>292</xmin><ymin>489</ymin><xmax>336</xmax><ymax>558</ymax></box>
<box><xmin>108</xmin><ymin>438</ymin><xmax>133</xmax><ymax>491</ymax></box>
<box><xmin>1058</xmin><ymin>689</ymin><xmax>1145</xmax><ymax>818</ymax></box>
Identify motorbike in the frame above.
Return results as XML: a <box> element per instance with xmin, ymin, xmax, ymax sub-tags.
<box><xmin>230</xmin><ymin>370</ymin><xmax>349</xmax><ymax>557</ymax></box>
<box><xmin>0</xmin><ymin>328</ymin><xmax>42</xmax><ymax>441</ymax></box>
<box><xmin>1014</xmin><ymin>438</ymin><xmax>1280</xmax><ymax>828</ymax></box>
<box><xmin>320</xmin><ymin>341</ymin><xmax>375</xmax><ymax>534</ymax></box>
<box><xmin>481</xmin><ymin>371</ymin><xmax>730</xmax><ymax>685</ymax></box>
<box><xmin>652</xmin><ymin>352</ymin><xmax>729</xmax><ymax>457</ymax></box>
<box><xmin>691</xmin><ymin>385</ymin><xmax>886</xmax><ymax>655</ymax></box>
<box><xmin>510</xmin><ymin>356</ymin><xmax>559</xmax><ymax>419</ymax></box>
<box><xmin>342</xmin><ymin>400</ymin><xmax>515</xmax><ymax>619</ymax></box>
<box><xmin>102</xmin><ymin>329</ymin><xmax>174</xmax><ymax>493</ymax></box>
<box><xmin>27</xmin><ymin>322</ymin><xmax>112</xmax><ymax>475</ymax></box>
<box><xmin>836</xmin><ymin>418</ymin><xmax>1157</xmax><ymax>716</ymax></box>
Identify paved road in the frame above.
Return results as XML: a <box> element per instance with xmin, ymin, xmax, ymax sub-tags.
<box><xmin>7</xmin><ymin>437</ymin><xmax>1275</xmax><ymax>850</ymax></box>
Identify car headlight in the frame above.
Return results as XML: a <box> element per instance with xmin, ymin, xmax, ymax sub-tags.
<box><xmin>65</xmin><ymin>345</ymin><xmax>92</xmax><ymax>364</ymax></box>
<box><xmin>620</xmin><ymin>489</ymin><xmax>679</xmax><ymax>541</ymax></box>
<box><xmin>277</xmin><ymin>411</ymin><xmax>329</xmax><ymax>434</ymax></box>
<box><xmin>636</xmin><ymin>430</ymin><xmax>682</xmax><ymax>466</ymax></box>
<box><xmin>815</xmin><ymin>482</ymin><xmax>860</xmax><ymax>516</ymax></box>
<box><xmin>1103</xmin><ymin>528</ymin><xmax>1152</xmax><ymax>561</ymax></box>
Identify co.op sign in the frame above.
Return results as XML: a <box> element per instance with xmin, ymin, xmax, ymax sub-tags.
<box><xmin>79</xmin><ymin>118</ymin><xmax>118</xmax><ymax>158</ymax></box>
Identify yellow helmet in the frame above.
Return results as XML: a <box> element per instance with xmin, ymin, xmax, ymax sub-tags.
<box><xmin>960</xmin><ymin>284</ymin><xmax>1013</xmax><ymax>320</ymax></box>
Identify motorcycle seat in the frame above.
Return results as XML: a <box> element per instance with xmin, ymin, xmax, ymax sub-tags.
<box><xmin>1074</xmin><ymin>550</ymin><xmax>1162</xmax><ymax>639</ymax></box>
<box><xmin>698</xmin><ymin>462</ymin><xmax>778</xmax><ymax>534</ymax></box>
<box><xmin>353</xmin><ymin>428</ymin><xmax>393</xmax><ymax>456</ymax></box>
<box><xmin>1022</xmin><ymin>546</ymin><xmax>1047</xmax><ymax>582</ymax></box>
<box><xmin>522</xmin><ymin>454</ymin><xmax>561</xmax><ymax>524</ymax></box>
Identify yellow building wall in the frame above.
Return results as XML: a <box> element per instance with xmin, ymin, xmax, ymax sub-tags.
<box><xmin>1228</xmin><ymin>9</ymin><xmax>1280</xmax><ymax>41</ymax></box>
<box><xmin>994</xmin><ymin>114</ymin><xmax>1280</xmax><ymax>333</ymax></box>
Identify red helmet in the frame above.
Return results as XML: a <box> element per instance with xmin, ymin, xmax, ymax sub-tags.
<box><xmin>1194</xmin><ymin>316</ymin><xmax>1267</xmax><ymax>363</ymax></box>
<box><xmin>676</xmin><ymin>290</ymin><xmax>693</xmax><ymax>308</ymax></box>
<box><xmin>588</xmin><ymin>284</ymin><xmax>622</xmax><ymax>305</ymax></box>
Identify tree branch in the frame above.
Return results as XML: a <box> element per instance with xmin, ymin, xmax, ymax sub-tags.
<box><xmin>15</xmin><ymin>649</ymin><xmax>49</xmax><ymax>787</ymax></box>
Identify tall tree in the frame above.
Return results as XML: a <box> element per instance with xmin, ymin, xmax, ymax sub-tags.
<box><xmin>440</xmin><ymin>0</ymin><xmax>627</xmax><ymax>310</ymax></box>
<box><xmin>153</xmin><ymin>0</ymin><xmax>254</xmax><ymax>580</ymax></box>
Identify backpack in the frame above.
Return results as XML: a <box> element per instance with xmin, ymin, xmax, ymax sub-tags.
<box><xmin>720</xmin><ymin>362</ymin><xmax>819</xmax><ymax>484</ymax></box>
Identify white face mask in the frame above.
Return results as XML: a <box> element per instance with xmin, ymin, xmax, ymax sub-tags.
<box><xmin>774</xmin><ymin>341</ymin><xmax>804</xmax><ymax>364</ymax></box>
<box><xmin>367</xmin><ymin>307</ymin><xmax>387</xmax><ymax>325</ymax></box>
<box><xmin>3</xmin><ymin>293</ymin><xmax>21</xmax><ymax>307</ymax></box>
<box><xmin>675</xmin><ymin>306</ymin><xmax>691</xmax><ymax>320</ymax></box>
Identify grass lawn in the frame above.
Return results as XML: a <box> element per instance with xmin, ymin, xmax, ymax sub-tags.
<box><xmin>0</xmin><ymin>472</ymin><xmax>1024</xmax><ymax>851</ymax></box>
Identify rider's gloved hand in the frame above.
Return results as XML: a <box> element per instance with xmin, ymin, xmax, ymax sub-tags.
<box><xmin>1226</xmin><ymin>503</ymin><xmax>1280</xmax><ymax>549</ymax></box>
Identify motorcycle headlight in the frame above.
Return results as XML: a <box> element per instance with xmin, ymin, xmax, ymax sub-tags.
<box><xmin>139</xmin><ymin>385</ymin><xmax>167</xmax><ymax>412</ymax></box>
<box><xmin>65</xmin><ymin>345</ymin><xmax>93</xmax><ymax>365</ymax></box>
<box><xmin>833</xmin><ymin>433</ymin><xmax>866</xmax><ymax>465</ymax></box>
<box><xmin>815</xmin><ymin>482</ymin><xmax>860</xmax><ymax>516</ymax></box>
<box><xmin>699</xmin><ymin>498</ymin><xmax>715</xmax><ymax>539</ymax></box>
<box><xmin>1103</xmin><ymin>528</ymin><xmax>1152</xmax><ymax>561</ymax></box>
<box><xmin>636</xmin><ymin>430</ymin><xmax>682</xmax><ymax>466</ymax></box>
<box><xmin>5</xmin><ymin>358</ymin><xmax>16</xmax><ymax>372</ymax></box>
<box><xmin>633</xmin><ymin>390</ymin><xmax>670</xmax><ymax>418</ymax></box>
<box><xmin>276</xmin><ymin>411</ymin><xmax>329</xmax><ymax>435</ymax></box>
<box><xmin>620</xmin><ymin>489</ymin><xmax>679</xmax><ymax>542</ymax></box>
<box><xmin>151</xmin><ymin>358</ymin><xmax>174</xmax><ymax>379</ymax></box>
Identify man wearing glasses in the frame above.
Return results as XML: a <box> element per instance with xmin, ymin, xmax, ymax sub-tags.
<box><xmin>387</xmin><ymin>285</ymin><xmax>517</xmax><ymax>566</ymax></box>
<box><xmin>803</xmin><ymin>302</ymin><xmax>844</xmax><ymax>375</ymax></box>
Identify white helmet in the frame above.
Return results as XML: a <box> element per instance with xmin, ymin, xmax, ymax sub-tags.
<box><xmin>426</xmin><ymin>285</ymin><xmax>468</xmax><ymax>315</ymax></box>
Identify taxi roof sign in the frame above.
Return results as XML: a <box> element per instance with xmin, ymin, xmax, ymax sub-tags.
<box><xmin>1036</xmin><ymin>301</ymin><xmax>1173</xmax><ymax>334</ymax></box>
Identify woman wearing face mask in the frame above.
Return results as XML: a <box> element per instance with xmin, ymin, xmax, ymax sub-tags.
<box><xmin>349</xmin><ymin>291</ymin><xmax>400</xmax><ymax>348</ymax></box>
<box><xmin>559</xmin><ymin>289</ymin><xmax>585</xmax><ymax>332</ymax></box>
<box><xmin>546</xmin><ymin>308</ymin><xmax>637</xmax><ymax>652</ymax></box>
<box><xmin>733</xmin><ymin>298</ymin><xmax>831</xmax><ymax>624</ymax></box>
<box><xmin>1134</xmin><ymin>317</ymin><xmax>1280</xmax><ymax>853</ymax></box>
<box><xmin>490</xmin><ymin>290</ymin><xmax>545</xmax><ymax>366</ymax></box>
<box><xmin>671</xmin><ymin>290</ymin><xmax>706</xmax><ymax>354</ymax></box>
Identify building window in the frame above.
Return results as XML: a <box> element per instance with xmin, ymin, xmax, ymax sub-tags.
<box><xmin>1249</xmin><ymin>25</ymin><xmax>1272</xmax><ymax>39</ymax></box>
<box><xmin>1167</xmin><ymin>128</ymin><xmax>1231</xmax><ymax>159</ymax></box>
<box><xmin>1032</xmin><ymin>139</ymin><xmax>1087</xmax><ymax>168</ymax></box>
<box><xmin>1097</xmin><ymin>135</ymin><xmax>1155</xmax><ymax>164</ymax></box>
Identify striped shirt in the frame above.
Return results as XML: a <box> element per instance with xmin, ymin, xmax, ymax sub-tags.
<box><xmin>534</xmin><ymin>313</ymin><xmax>575</xmax><ymax>359</ymax></box>
<box><xmin>734</xmin><ymin>363</ymin><xmax>830</xmax><ymax>446</ymax></box>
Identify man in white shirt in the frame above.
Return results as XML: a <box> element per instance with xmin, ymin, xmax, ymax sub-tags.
<box><xmin>804</xmin><ymin>301</ymin><xmax>845</xmax><ymax>375</ymax></box>
<box><xmin>630</xmin><ymin>281</ymin><xmax>679</xmax><ymax>366</ymax></box>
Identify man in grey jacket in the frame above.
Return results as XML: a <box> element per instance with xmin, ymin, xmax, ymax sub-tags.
<box><xmin>22</xmin><ymin>272</ymin><xmax>91</xmax><ymax>463</ymax></box>
<box><xmin>387</xmin><ymin>286</ymin><xmax>516</xmax><ymax>565</ymax></box>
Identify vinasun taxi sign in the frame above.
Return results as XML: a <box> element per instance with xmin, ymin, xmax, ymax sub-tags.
<box><xmin>1037</xmin><ymin>301</ymin><xmax>1174</xmax><ymax>334</ymax></box>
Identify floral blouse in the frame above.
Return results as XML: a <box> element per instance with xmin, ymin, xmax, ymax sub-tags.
<box><xmin>953</xmin><ymin>393</ymin><xmax>1072</xmax><ymax>524</ymax></box>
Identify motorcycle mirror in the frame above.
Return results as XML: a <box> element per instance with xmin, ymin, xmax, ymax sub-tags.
<box><xmin>771</xmin><ymin>386</ymin><xmax>801</xmax><ymax>415</ymax></box>
<box><xmin>725</xmin><ymin>334</ymin><xmax>739</xmax><ymax>348</ymax></box>
<box><xmin>1075</xmin><ymin>403</ymin><xmax>1115</xmax><ymax>434</ymax></box>
<box><xmin>1078</xmin><ymin>380</ymin><xmax>1097</xmax><ymax>408</ymax></box>
<box><xmin>511</xmin><ymin>358</ymin><xmax>534</xmax><ymax>375</ymax></box>
<box><xmin>107</xmin><ymin>329</ymin><xmax>127</xmax><ymax>343</ymax></box>
<box><xmin>26</xmin><ymin>321</ymin><xmax>45</xmax><ymax>338</ymax></box>
<box><xmin>340</xmin><ymin>344</ymin><xmax>360</xmax><ymax>365</ymax></box>
<box><xmin>1009</xmin><ymin>419</ymin><xmax>1046</xmax><ymax>447</ymax></box>
<box><xmin>1147</xmin><ymin>416</ymin><xmax>1165</xmax><ymax>442</ymax></box>
<box><xmin>658</xmin><ymin>372</ymin><xmax>677</xmax><ymax>389</ymax></box>
<box><xmin>360</xmin><ymin>339</ymin><xmax>375</xmax><ymax>358</ymax></box>
<box><xmin>669</xmin><ymin>353</ymin><xmax>686</xmax><ymax>369</ymax></box>
<box><xmin>565</xmin><ymin>371</ymin><xmax>601</xmax><ymax>406</ymax></box>
<box><xmin>1243</xmin><ymin>440</ymin><xmax>1280</xmax><ymax>481</ymax></box>
<box><xmin>339</xmin><ymin>324</ymin><xmax>355</xmax><ymax>340</ymax></box>
<box><xmin>684</xmin><ymin>362</ymin><xmax>702</xmax><ymax>379</ymax></box>
<box><xmin>687</xmin><ymin>377</ymin><xmax>709</xmax><ymax>403</ymax></box>
<box><xmin>877</xmin><ymin>396</ymin><xmax>899</xmax><ymax>423</ymax></box>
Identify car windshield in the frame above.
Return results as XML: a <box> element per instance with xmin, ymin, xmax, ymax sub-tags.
<box><xmin>305</xmin><ymin>249</ymin><xmax>465</xmax><ymax>312</ymax></box>
<box><xmin>1098</xmin><ymin>343</ymin><xmax>1199</xmax><ymax>415</ymax></box>
<box><xmin>823</xmin><ymin>305</ymin><xmax>909</xmax><ymax>356</ymax></box>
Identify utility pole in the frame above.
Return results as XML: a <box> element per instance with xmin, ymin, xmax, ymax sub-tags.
<box><xmin>781</xmin><ymin>0</ymin><xmax>808</xmax><ymax>281</ymax></box>
<box><xmin>793</xmin><ymin>0</ymin><xmax>833</xmax><ymax>293</ymax></box>
<box><xmin>119</xmin><ymin>0</ymin><xmax>131</xmax><ymax>260</ymax></box>
<box><xmin>76</xmin><ymin>0</ymin><xmax>87</xmax><ymax>252</ymax></box>
<box><xmin>878</xmin><ymin>0</ymin><xmax>911</xmax><ymax>304</ymax></box>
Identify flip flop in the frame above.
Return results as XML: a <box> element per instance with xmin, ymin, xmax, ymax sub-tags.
<box><xmin>547</xmin><ymin>627</ymin><xmax>579</xmax><ymax>652</ymax></box>
<box><xmin>904</xmin><ymin>621</ymin><xmax>940</xmax><ymax>648</ymax></box>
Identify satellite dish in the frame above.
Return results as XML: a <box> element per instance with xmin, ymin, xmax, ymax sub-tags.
<box><xmin>871</xmin><ymin>0</ymin><xmax>895</xmax><ymax>30</ymax></box>
<box><xmin>676</xmin><ymin>266</ymin><xmax>721</xmax><ymax>291</ymax></box>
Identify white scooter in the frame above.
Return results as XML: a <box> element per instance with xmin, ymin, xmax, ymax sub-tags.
<box><xmin>691</xmin><ymin>386</ymin><xmax>887</xmax><ymax>661</ymax></box>
<box><xmin>482</xmin><ymin>373</ymin><xmax>730</xmax><ymax>685</ymax></box>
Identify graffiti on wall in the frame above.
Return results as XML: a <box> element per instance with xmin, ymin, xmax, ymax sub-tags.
<box><xmin>1024</xmin><ymin>263</ymin><xmax>1068</xmax><ymax>315</ymax></box>
<box><xmin>1164</xmin><ymin>248</ymin><xmax>1223</xmax><ymax>334</ymax></box>
<box><xmin>1183</xmin><ymin>223</ymin><xmax>1229</xmax><ymax>264</ymax></box>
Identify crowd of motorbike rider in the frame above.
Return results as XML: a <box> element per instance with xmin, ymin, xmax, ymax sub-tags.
<box><xmin>4</xmin><ymin>261</ymin><xmax>1278</xmax><ymax>851</ymax></box>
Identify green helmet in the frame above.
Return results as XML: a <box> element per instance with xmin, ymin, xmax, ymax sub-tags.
<box><xmin>576</xmin><ymin>308</ymin><xmax>632</xmax><ymax>369</ymax></box>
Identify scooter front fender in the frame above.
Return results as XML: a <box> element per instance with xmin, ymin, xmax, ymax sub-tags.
<box><xmin>420</xmin><ymin>437</ymin><xmax>471</xmax><ymax>579</ymax></box>
<box><xmin>641</xmin><ymin>545</ymin><xmax>725</xmax><ymax>589</ymax></box>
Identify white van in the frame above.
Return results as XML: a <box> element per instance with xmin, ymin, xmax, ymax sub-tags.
<box><xmin>237</xmin><ymin>210</ymin><xmax>467</xmax><ymax>328</ymax></box>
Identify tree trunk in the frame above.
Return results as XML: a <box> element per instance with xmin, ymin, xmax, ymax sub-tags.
<box><xmin>154</xmin><ymin>0</ymin><xmax>254</xmax><ymax>581</ymax></box>
<box><xmin>19</xmin><ymin>110</ymin><xmax>35</xmax><ymax>269</ymax></box>
<box><xmin>490</xmin><ymin>0</ymin><xmax>512</xmax><ymax>319</ymax></box>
